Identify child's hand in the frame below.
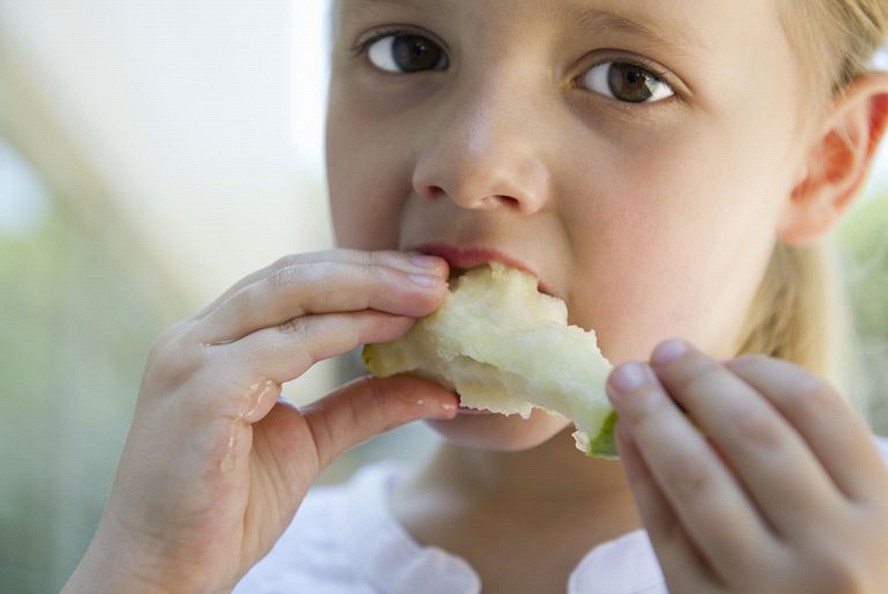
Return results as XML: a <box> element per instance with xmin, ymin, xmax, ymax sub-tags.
<box><xmin>607</xmin><ymin>340</ymin><xmax>888</xmax><ymax>594</ymax></box>
<box><xmin>63</xmin><ymin>249</ymin><xmax>458</xmax><ymax>594</ymax></box>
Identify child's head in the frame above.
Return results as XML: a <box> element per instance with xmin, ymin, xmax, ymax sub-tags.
<box><xmin>325</xmin><ymin>0</ymin><xmax>888</xmax><ymax>451</ymax></box>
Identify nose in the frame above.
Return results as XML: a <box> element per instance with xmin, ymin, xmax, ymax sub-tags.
<box><xmin>411</xmin><ymin>73</ymin><xmax>553</xmax><ymax>214</ymax></box>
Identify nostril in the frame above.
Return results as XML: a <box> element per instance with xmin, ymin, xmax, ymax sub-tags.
<box><xmin>493</xmin><ymin>194</ymin><xmax>521</xmax><ymax>208</ymax></box>
<box><xmin>426</xmin><ymin>185</ymin><xmax>447</xmax><ymax>200</ymax></box>
<box><xmin>416</xmin><ymin>180</ymin><xmax>534</xmax><ymax>212</ymax></box>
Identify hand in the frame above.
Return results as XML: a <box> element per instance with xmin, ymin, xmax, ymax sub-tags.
<box><xmin>606</xmin><ymin>339</ymin><xmax>888</xmax><ymax>594</ymax></box>
<box><xmin>62</xmin><ymin>249</ymin><xmax>458</xmax><ymax>594</ymax></box>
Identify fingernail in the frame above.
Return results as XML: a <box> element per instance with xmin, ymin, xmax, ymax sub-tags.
<box><xmin>609</xmin><ymin>362</ymin><xmax>648</xmax><ymax>393</ymax></box>
<box><xmin>409</xmin><ymin>273</ymin><xmax>443</xmax><ymax>288</ymax></box>
<box><xmin>426</xmin><ymin>397</ymin><xmax>458</xmax><ymax>419</ymax></box>
<box><xmin>651</xmin><ymin>339</ymin><xmax>688</xmax><ymax>366</ymax></box>
<box><xmin>439</xmin><ymin>400</ymin><xmax>458</xmax><ymax>414</ymax></box>
<box><xmin>409</xmin><ymin>253</ymin><xmax>444</xmax><ymax>270</ymax></box>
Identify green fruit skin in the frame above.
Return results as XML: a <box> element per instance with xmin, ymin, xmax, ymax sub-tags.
<box><xmin>584</xmin><ymin>410</ymin><xmax>619</xmax><ymax>459</ymax></box>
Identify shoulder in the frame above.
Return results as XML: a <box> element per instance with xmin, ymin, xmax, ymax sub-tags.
<box><xmin>232</xmin><ymin>462</ymin><xmax>406</xmax><ymax>594</ymax></box>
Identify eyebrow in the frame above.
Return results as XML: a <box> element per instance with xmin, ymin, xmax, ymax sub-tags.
<box><xmin>336</xmin><ymin>0</ymin><xmax>434</xmax><ymax>33</ymax></box>
<box><xmin>338</xmin><ymin>0</ymin><xmax>434</xmax><ymax>13</ymax></box>
<box><xmin>559</xmin><ymin>5</ymin><xmax>707</xmax><ymax>53</ymax></box>
<box><xmin>338</xmin><ymin>0</ymin><xmax>707</xmax><ymax>52</ymax></box>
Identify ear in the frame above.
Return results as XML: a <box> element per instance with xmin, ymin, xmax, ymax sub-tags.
<box><xmin>779</xmin><ymin>72</ymin><xmax>888</xmax><ymax>246</ymax></box>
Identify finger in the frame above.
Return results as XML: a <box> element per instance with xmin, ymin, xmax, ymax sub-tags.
<box><xmin>649</xmin><ymin>340</ymin><xmax>844</xmax><ymax>539</ymax></box>
<box><xmin>301</xmin><ymin>375</ymin><xmax>458</xmax><ymax>468</ymax></box>
<box><xmin>197</xmin><ymin>255</ymin><xmax>448</xmax><ymax>344</ymax></box>
<box><xmin>616</xmin><ymin>424</ymin><xmax>722</xmax><ymax>594</ymax></box>
<box><xmin>193</xmin><ymin>249</ymin><xmax>447</xmax><ymax>320</ymax></box>
<box><xmin>606</xmin><ymin>360</ymin><xmax>774</xmax><ymax>583</ymax></box>
<box><xmin>726</xmin><ymin>354</ymin><xmax>888</xmax><ymax>501</ymax></box>
<box><xmin>210</xmin><ymin>310</ymin><xmax>417</xmax><ymax>383</ymax></box>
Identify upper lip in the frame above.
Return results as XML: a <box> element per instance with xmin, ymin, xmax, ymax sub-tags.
<box><xmin>414</xmin><ymin>242</ymin><xmax>555</xmax><ymax>296</ymax></box>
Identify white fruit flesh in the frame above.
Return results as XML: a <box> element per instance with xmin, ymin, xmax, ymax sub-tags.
<box><xmin>362</xmin><ymin>263</ymin><xmax>617</xmax><ymax>457</ymax></box>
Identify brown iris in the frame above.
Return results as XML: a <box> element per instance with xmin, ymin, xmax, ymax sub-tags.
<box><xmin>390</xmin><ymin>35</ymin><xmax>446</xmax><ymax>72</ymax></box>
<box><xmin>607</xmin><ymin>63</ymin><xmax>664</xmax><ymax>103</ymax></box>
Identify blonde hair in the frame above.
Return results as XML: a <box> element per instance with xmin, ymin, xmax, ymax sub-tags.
<box><xmin>738</xmin><ymin>244</ymin><xmax>847</xmax><ymax>386</ymax></box>
<box><xmin>737</xmin><ymin>1</ymin><xmax>888</xmax><ymax>395</ymax></box>
<box><xmin>782</xmin><ymin>0</ymin><xmax>887</xmax><ymax>97</ymax></box>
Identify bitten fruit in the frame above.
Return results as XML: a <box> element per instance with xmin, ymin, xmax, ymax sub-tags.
<box><xmin>362</xmin><ymin>263</ymin><xmax>617</xmax><ymax>458</ymax></box>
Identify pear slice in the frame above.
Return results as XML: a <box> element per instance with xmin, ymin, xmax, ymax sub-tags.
<box><xmin>362</xmin><ymin>263</ymin><xmax>617</xmax><ymax>458</ymax></box>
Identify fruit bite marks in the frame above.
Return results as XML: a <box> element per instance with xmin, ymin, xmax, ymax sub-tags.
<box><xmin>362</xmin><ymin>263</ymin><xmax>617</xmax><ymax>458</ymax></box>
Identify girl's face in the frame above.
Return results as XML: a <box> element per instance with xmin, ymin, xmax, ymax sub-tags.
<box><xmin>327</xmin><ymin>0</ymin><xmax>808</xmax><ymax>451</ymax></box>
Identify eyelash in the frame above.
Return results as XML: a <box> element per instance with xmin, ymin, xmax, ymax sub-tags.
<box><xmin>352</xmin><ymin>26</ymin><xmax>435</xmax><ymax>59</ymax></box>
<box><xmin>352</xmin><ymin>29</ymin><xmax>682</xmax><ymax>103</ymax></box>
<box><xmin>578</xmin><ymin>55</ymin><xmax>680</xmax><ymax>100</ymax></box>
<box><xmin>598</xmin><ymin>56</ymin><xmax>669</xmax><ymax>83</ymax></box>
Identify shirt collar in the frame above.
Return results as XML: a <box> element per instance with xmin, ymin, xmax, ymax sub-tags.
<box><xmin>343</xmin><ymin>464</ymin><xmax>482</xmax><ymax>594</ymax></box>
<box><xmin>342</xmin><ymin>463</ymin><xmax>665</xmax><ymax>594</ymax></box>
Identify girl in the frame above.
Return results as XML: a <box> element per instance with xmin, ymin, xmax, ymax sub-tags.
<box><xmin>64</xmin><ymin>0</ymin><xmax>888</xmax><ymax>592</ymax></box>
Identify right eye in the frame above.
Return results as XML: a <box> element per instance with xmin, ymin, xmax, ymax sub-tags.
<box><xmin>366</xmin><ymin>33</ymin><xmax>449</xmax><ymax>73</ymax></box>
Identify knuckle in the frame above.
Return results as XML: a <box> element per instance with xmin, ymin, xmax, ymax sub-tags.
<box><xmin>272</xmin><ymin>253</ymin><xmax>305</xmax><ymax>270</ymax></box>
<box><xmin>361</xmin><ymin>255</ymin><xmax>386</xmax><ymax>283</ymax></box>
<box><xmin>152</xmin><ymin>318</ymin><xmax>191</xmax><ymax>351</ymax></box>
<box><xmin>278</xmin><ymin>317</ymin><xmax>310</xmax><ymax>339</ymax></box>
<box><xmin>146</xmin><ymin>320</ymin><xmax>202</xmax><ymax>386</ymax></box>
<box><xmin>668</xmin><ymin>356</ymin><xmax>724</xmax><ymax>401</ymax></box>
<box><xmin>267</xmin><ymin>262</ymin><xmax>302</xmax><ymax>292</ymax></box>
<box><xmin>365</xmin><ymin>249</ymin><xmax>398</xmax><ymax>270</ymax></box>
<box><xmin>366</xmin><ymin>377</ymin><xmax>412</xmax><ymax>431</ymax></box>
<box><xmin>795</xmin><ymin>378</ymin><xmax>842</xmax><ymax>416</ymax></box>
<box><xmin>618</xmin><ymin>384</ymin><xmax>661</xmax><ymax>428</ymax></box>
<box><xmin>308</xmin><ymin>415</ymin><xmax>335</xmax><ymax>468</ymax></box>
<box><xmin>729</xmin><ymin>407</ymin><xmax>783</xmax><ymax>450</ymax></box>
<box><xmin>225</xmin><ymin>285</ymin><xmax>255</xmax><ymax>318</ymax></box>
<box><xmin>668</xmin><ymin>450</ymin><xmax>713</xmax><ymax>500</ymax></box>
<box><xmin>278</xmin><ymin>318</ymin><xmax>316</xmax><ymax>368</ymax></box>
<box><xmin>778</xmin><ymin>372</ymin><xmax>844</xmax><ymax>429</ymax></box>
<box><xmin>363</xmin><ymin>377</ymin><xmax>390</xmax><ymax>422</ymax></box>
<box><xmin>365</xmin><ymin>250</ymin><xmax>383</xmax><ymax>267</ymax></box>
<box><xmin>364</xmin><ymin>251</ymin><xmax>402</xmax><ymax>281</ymax></box>
<box><xmin>265</xmin><ymin>262</ymin><xmax>326</xmax><ymax>315</ymax></box>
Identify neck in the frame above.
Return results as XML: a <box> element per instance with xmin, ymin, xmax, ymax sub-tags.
<box><xmin>391</xmin><ymin>428</ymin><xmax>642</xmax><ymax>565</ymax></box>
<box><xmin>426</xmin><ymin>429</ymin><xmax>632</xmax><ymax>508</ymax></box>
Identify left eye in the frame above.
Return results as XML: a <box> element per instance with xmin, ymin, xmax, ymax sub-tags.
<box><xmin>366</xmin><ymin>33</ymin><xmax>449</xmax><ymax>73</ymax></box>
<box><xmin>579</xmin><ymin>61</ymin><xmax>675</xmax><ymax>103</ymax></box>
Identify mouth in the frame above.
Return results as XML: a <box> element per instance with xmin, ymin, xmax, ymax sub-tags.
<box><xmin>414</xmin><ymin>242</ymin><xmax>555</xmax><ymax>297</ymax></box>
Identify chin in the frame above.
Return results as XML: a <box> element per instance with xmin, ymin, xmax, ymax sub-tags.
<box><xmin>424</xmin><ymin>409</ymin><xmax>573</xmax><ymax>452</ymax></box>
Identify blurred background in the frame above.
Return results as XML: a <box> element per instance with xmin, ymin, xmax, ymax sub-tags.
<box><xmin>1</xmin><ymin>1</ymin><xmax>887</xmax><ymax>592</ymax></box>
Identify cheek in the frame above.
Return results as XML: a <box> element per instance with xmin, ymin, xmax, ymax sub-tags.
<box><xmin>325</xmin><ymin>94</ymin><xmax>414</xmax><ymax>250</ymax></box>
<box><xmin>561</xmin><ymin>126</ymin><xmax>791</xmax><ymax>361</ymax></box>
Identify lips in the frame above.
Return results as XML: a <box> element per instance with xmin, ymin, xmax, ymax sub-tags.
<box><xmin>414</xmin><ymin>242</ymin><xmax>555</xmax><ymax>297</ymax></box>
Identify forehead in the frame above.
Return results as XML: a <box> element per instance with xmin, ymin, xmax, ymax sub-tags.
<box><xmin>335</xmin><ymin>0</ymin><xmax>781</xmax><ymax>50</ymax></box>
<box><xmin>333</xmin><ymin>0</ymin><xmax>788</xmax><ymax>71</ymax></box>
<box><xmin>333</xmin><ymin>0</ymin><xmax>778</xmax><ymax>40</ymax></box>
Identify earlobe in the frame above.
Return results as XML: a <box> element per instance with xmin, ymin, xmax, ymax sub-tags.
<box><xmin>779</xmin><ymin>72</ymin><xmax>888</xmax><ymax>247</ymax></box>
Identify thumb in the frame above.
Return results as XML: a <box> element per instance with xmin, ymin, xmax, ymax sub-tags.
<box><xmin>301</xmin><ymin>375</ymin><xmax>458</xmax><ymax>468</ymax></box>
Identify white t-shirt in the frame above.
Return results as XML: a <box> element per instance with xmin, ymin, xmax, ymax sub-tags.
<box><xmin>234</xmin><ymin>437</ymin><xmax>888</xmax><ymax>594</ymax></box>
